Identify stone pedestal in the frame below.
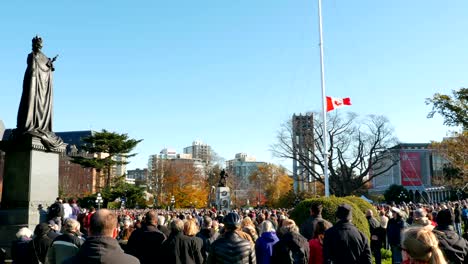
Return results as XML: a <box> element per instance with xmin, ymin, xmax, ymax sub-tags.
<box><xmin>0</xmin><ymin>135</ymin><xmax>65</xmax><ymax>252</ymax></box>
<box><xmin>216</xmin><ymin>187</ymin><xmax>231</xmax><ymax>211</ymax></box>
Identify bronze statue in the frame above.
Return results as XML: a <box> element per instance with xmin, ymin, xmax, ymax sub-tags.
<box><xmin>14</xmin><ymin>36</ymin><xmax>64</xmax><ymax>150</ymax></box>
<box><xmin>218</xmin><ymin>169</ymin><xmax>228</xmax><ymax>187</ymax></box>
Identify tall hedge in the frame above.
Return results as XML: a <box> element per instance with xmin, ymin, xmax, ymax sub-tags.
<box><xmin>343</xmin><ymin>196</ymin><xmax>378</xmax><ymax>217</ymax></box>
<box><xmin>289</xmin><ymin>196</ymin><xmax>370</xmax><ymax>238</ymax></box>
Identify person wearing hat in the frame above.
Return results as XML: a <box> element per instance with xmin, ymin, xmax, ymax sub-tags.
<box><xmin>432</xmin><ymin>209</ymin><xmax>468</xmax><ymax>264</ymax></box>
<box><xmin>411</xmin><ymin>208</ymin><xmax>433</xmax><ymax>229</ymax></box>
<box><xmin>323</xmin><ymin>204</ymin><xmax>371</xmax><ymax>264</ymax></box>
<box><xmin>45</xmin><ymin>218</ymin><xmax>84</xmax><ymax>264</ymax></box>
<box><xmin>387</xmin><ymin>206</ymin><xmax>407</xmax><ymax>264</ymax></box>
<box><xmin>208</xmin><ymin>212</ymin><xmax>256</xmax><ymax>264</ymax></box>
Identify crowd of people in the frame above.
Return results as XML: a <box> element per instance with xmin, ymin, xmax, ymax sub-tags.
<box><xmin>7</xmin><ymin>197</ymin><xmax>468</xmax><ymax>264</ymax></box>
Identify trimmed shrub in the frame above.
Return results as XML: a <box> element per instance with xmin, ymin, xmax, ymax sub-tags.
<box><xmin>343</xmin><ymin>196</ymin><xmax>378</xmax><ymax>217</ymax></box>
<box><xmin>289</xmin><ymin>196</ymin><xmax>370</xmax><ymax>238</ymax></box>
<box><xmin>107</xmin><ymin>201</ymin><xmax>120</xmax><ymax>209</ymax></box>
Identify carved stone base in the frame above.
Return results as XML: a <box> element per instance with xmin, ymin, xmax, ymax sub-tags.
<box><xmin>216</xmin><ymin>187</ymin><xmax>231</xmax><ymax>211</ymax></box>
<box><xmin>0</xmin><ymin>135</ymin><xmax>65</xmax><ymax>257</ymax></box>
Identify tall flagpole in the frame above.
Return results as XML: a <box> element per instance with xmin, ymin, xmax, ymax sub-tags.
<box><xmin>318</xmin><ymin>0</ymin><xmax>330</xmax><ymax>197</ymax></box>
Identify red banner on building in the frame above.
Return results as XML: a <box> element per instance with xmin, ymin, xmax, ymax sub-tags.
<box><xmin>400</xmin><ymin>152</ymin><xmax>422</xmax><ymax>186</ymax></box>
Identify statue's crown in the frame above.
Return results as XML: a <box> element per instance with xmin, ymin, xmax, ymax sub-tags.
<box><xmin>32</xmin><ymin>35</ymin><xmax>43</xmax><ymax>44</ymax></box>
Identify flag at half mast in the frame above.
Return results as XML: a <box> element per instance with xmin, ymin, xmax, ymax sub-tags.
<box><xmin>326</xmin><ymin>96</ymin><xmax>351</xmax><ymax>112</ymax></box>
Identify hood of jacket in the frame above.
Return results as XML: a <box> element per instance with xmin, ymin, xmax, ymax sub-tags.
<box><xmin>260</xmin><ymin>231</ymin><xmax>279</xmax><ymax>243</ymax></box>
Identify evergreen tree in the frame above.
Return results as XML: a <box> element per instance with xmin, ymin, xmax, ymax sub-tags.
<box><xmin>72</xmin><ymin>129</ymin><xmax>142</xmax><ymax>188</ymax></box>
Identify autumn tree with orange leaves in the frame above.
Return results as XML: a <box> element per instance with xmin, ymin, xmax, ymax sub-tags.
<box><xmin>152</xmin><ymin>159</ymin><xmax>209</xmax><ymax>208</ymax></box>
<box><xmin>248</xmin><ymin>164</ymin><xmax>293</xmax><ymax>207</ymax></box>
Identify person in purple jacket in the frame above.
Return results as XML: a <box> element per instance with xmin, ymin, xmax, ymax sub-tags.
<box><xmin>255</xmin><ymin>220</ymin><xmax>279</xmax><ymax>264</ymax></box>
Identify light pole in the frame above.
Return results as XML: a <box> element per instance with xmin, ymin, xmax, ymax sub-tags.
<box><xmin>95</xmin><ymin>193</ymin><xmax>103</xmax><ymax>210</ymax></box>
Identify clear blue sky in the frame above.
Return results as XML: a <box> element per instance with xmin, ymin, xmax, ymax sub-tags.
<box><xmin>0</xmin><ymin>1</ymin><xmax>466</xmax><ymax>170</ymax></box>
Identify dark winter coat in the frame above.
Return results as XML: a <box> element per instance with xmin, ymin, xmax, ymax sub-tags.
<box><xmin>323</xmin><ymin>221</ymin><xmax>372</xmax><ymax>264</ymax></box>
<box><xmin>161</xmin><ymin>231</ymin><xmax>204</xmax><ymax>264</ymax></box>
<box><xmin>125</xmin><ymin>224</ymin><xmax>166</xmax><ymax>264</ymax></box>
<box><xmin>196</xmin><ymin>228</ymin><xmax>219</xmax><ymax>262</ymax></box>
<box><xmin>271</xmin><ymin>231</ymin><xmax>309</xmax><ymax>264</ymax></box>
<box><xmin>454</xmin><ymin>207</ymin><xmax>463</xmax><ymax>224</ymax></box>
<box><xmin>46</xmin><ymin>232</ymin><xmax>84</xmax><ymax>264</ymax></box>
<box><xmin>30</xmin><ymin>234</ymin><xmax>54</xmax><ymax>264</ymax></box>
<box><xmin>63</xmin><ymin>236</ymin><xmax>139</xmax><ymax>264</ymax></box>
<box><xmin>158</xmin><ymin>224</ymin><xmax>171</xmax><ymax>237</ymax></box>
<box><xmin>433</xmin><ymin>226</ymin><xmax>468</xmax><ymax>264</ymax></box>
<box><xmin>387</xmin><ymin>217</ymin><xmax>405</xmax><ymax>246</ymax></box>
<box><xmin>367</xmin><ymin>216</ymin><xmax>383</xmax><ymax>250</ymax></box>
<box><xmin>300</xmin><ymin>215</ymin><xmax>330</xmax><ymax>241</ymax></box>
<box><xmin>12</xmin><ymin>237</ymin><xmax>32</xmax><ymax>264</ymax></box>
<box><xmin>207</xmin><ymin>230</ymin><xmax>256</xmax><ymax>264</ymax></box>
<box><xmin>255</xmin><ymin>231</ymin><xmax>279</xmax><ymax>264</ymax></box>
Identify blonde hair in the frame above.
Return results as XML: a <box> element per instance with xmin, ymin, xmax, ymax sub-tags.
<box><xmin>401</xmin><ymin>227</ymin><xmax>447</xmax><ymax>264</ymax></box>
<box><xmin>184</xmin><ymin>219</ymin><xmax>199</xmax><ymax>236</ymax></box>
<box><xmin>63</xmin><ymin>218</ymin><xmax>81</xmax><ymax>234</ymax></box>
<box><xmin>241</xmin><ymin>217</ymin><xmax>254</xmax><ymax>228</ymax></box>
<box><xmin>280</xmin><ymin>219</ymin><xmax>299</xmax><ymax>234</ymax></box>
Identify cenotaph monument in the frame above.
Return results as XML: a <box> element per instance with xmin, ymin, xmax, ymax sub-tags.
<box><xmin>216</xmin><ymin>169</ymin><xmax>231</xmax><ymax>210</ymax></box>
<box><xmin>0</xmin><ymin>36</ymin><xmax>66</xmax><ymax>251</ymax></box>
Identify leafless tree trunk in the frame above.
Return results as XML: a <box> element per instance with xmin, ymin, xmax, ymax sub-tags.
<box><xmin>271</xmin><ymin>112</ymin><xmax>399</xmax><ymax>196</ymax></box>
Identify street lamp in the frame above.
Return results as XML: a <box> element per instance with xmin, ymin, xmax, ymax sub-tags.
<box><xmin>95</xmin><ymin>193</ymin><xmax>103</xmax><ymax>210</ymax></box>
<box><xmin>170</xmin><ymin>195</ymin><xmax>175</xmax><ymax>210</ymax></box>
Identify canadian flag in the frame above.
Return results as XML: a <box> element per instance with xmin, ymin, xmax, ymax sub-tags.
<box><xmin>326</xmin><ymin>96</ymin><xmax>351</xmax><ymax>112</ymax></box>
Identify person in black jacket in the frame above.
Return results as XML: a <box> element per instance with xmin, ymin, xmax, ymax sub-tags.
<box><xmin>46</xmin><ymin>218</ymin><xmax>84</xmax><ymax>264</ymax></box>
<box><xmin>126</xmin><ymin>211</ymin><xmax>166</xmax><ymax>264</ymax></box>
<box><xmin>323</xmin><ymin>204</ymin><xmax>372</xmax><ymax>264</ymax></box>
<box><xmin>208</xmin><ymin>212</ymin><xmax>256</xmax><ymax>264</ymax></box>
<box><xmin>63</xmin><ymin>209</ymin><xmax>139</xmax><ymax>264</ymax></box>
<box><xmin>433</xmin><ymin>209</ymin><xmax>468</xmax><ymax>264</ymax></box>
<box><xmin>196</xmin><ymin>216</ymin><xmax>219</xmax><ymax>263</ymax></box>
<box><xmin>300</xmin><ymin>203</ymin><xmax>331</xmax><ymax>241</ymax></box>
<box><xmin>272</xmin><ymin>219</ymin><xmax>309</xmax><ymax>264</ymax></box>
<box><xmin>30</xmin><ymin>223</ymin><xmax>54</xmax><ymax>264</ymax></box>
<box><xmin>161</xmin><ymin>218</ymin><xmax>204</xmax><ymax>264</ymax></box>
<box><xmin>366</xmin><ymin>210</ymin><xmax>383</xmax><ymax>264</ymax></box>
<box><xmin>454</xmin><ymin>203</ymin><xmax>463</xmax><ymax>236</ymax></box>
<box><xmin>387</xmin><ymin>207</ymin><xmax>406</xmax><ymax>264</ymax></box>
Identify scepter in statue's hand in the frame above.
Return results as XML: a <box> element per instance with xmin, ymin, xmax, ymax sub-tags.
<box><xmin>48</xmin><ymin>55</ymin><xmax>59</xmax><ymax>71</ymax></box>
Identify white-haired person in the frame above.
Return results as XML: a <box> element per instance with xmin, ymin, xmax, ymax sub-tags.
<box><xmin>11</xmin><ymin>227</ymin><xmax>33</xmax><ymax>264</ymax></box>
<box><xmin>401</xmin><ymin>227</ymin><xmax>447</xmax><ymax>264</ymax></box>
<box><xmin>45</xmin><ymin>218</ymin><xmax>84</xmax><ymax>264</ymax></box>
<box><xmin>255</xmin><ymin>220</ymin><xmax>279</xmax><ymax>264</ymax></box>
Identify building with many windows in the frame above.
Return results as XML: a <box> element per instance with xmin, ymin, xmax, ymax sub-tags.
<box><xmin>1</xmin><ymin>130</ymin><xmax>131</xmax><ymax>199</ymax></box>
<box><xmin>226</xmin><ymin>153</ymin><xmax>266</xmax><ymax>189</ymax></box>
<box><xmin>183</xmin><ymin>140</ymin><xmax>212</xmax><ymax>164</ymax></box>
<box><xmin>370</xmin><ymin>143</ymin><xmax>450</xmax><ymax>202</ymax></box>
<box><xmin>127</xmin><ymin>168</ymin><xmax>148</xmax><ymax>185</ymax></box>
